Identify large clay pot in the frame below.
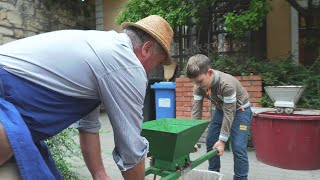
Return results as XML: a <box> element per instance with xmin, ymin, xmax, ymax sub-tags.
<box><xmin>251</xmin><ymin>112</ymin><xmax>320</xmax><ymax>170</ymax></box>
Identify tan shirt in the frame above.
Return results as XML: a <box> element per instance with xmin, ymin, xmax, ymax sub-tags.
<box><xmin>191</xmin><ymin>70</ymin><xmax>249</xmax><ymax>141</ymax></box>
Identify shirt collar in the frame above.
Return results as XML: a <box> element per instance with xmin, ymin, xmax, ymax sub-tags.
<box><xmin>118</xmin><ymin>33</ymin><xmax>133</xmax><ymax>50</ymax></box>
<box><xmin>210</xmin><ymin>70</ymin><xmax>219</xmax><ymax>87</ymax></box>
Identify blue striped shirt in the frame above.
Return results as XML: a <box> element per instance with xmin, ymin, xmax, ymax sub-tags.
<box><xmin>0</xmin><ymin>30</ymin><xmax>148</xmax><ymax>171</ymax></box>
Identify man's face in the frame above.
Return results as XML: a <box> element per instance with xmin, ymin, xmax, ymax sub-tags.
<box><xmin>140</xmin><ymin>41</ymin><xmax>167</xmax><ymax>74</ymax></box>
<box><xmin>192</xmin><ymin>69</ymin><xmax>214</xmax><ymax>90</ymax></box>
<box><xmin>146</xmin><ymin>50</ymin><xmax>166</xmax><ymax>74</ymax></box>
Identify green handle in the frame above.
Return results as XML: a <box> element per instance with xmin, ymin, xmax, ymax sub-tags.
<box><xmin>144</xmin><ymin>148</ymin><xmax>219</xmax><ymax>180</ymax></box>
<box><xmin>191</xmin><ymin>148</ymin><xmax>219</xmax><ymax>169</ymax></box>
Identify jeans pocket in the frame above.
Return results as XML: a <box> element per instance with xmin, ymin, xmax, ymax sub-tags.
<box><xmin>237</xmin><ymin>111</ymin><xmax>251</xmax><ymax>131</ymax></box>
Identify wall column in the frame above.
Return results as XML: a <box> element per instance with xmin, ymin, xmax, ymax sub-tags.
<box><xmin>95</xmin><ymin>0</ymin><xmax>104</xmax><ymax>30</ymax></box>
<box><xmin>266</xmin><ymin>0</ymin><xmax>291</xmax><ymax>59</ymax></box>
<box><xmin>291</xmin><ymin>7</ymin><xmax>299</xmax><ymax>63</ymax></box>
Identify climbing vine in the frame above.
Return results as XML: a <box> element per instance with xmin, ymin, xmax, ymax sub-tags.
<box><xmin>116</xmin><ymin>0</ymin><xmax>270</xmax><ymax>42</ymax></box>
<box><xmin>224</xmin><ymin>0</ymin><xmax>270</xmax><ymax>39</ymax></box>
<box><xmin>115</xmin><ymin>0</ymin><xmax>212</xmax><ymax>29</ymax></box>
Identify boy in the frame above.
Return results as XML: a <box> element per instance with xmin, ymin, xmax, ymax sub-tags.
<box><xmin>186</xmin><ymin>54</ymin><xmax>252</xmax><ymax>180</ymax></box>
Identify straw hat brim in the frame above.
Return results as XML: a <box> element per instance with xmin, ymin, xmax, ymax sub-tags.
<box><xmin>121</xmin><ymin>22</ymin><xmax>172</xmax><ymax>65</ymax></box>
<box><xmin>163</xmin><ymin>61</ymin><xmax>177</xmax><ymax>81</ymax></box>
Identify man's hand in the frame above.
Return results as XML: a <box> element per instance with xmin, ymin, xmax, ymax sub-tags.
<box><xmin>213</xmin><ymin>140</ymin><xmax>225</xmax><ymax>156</ymax></box>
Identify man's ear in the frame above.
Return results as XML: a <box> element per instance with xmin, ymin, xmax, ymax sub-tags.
<box><xmin>208</xmin><ymin>69</ymin><xmax>214</xmax><ymax>76</ymax></box>
<box><xmin>141</xmin><ymin>41</ymin><xmax>153</xmax><ymax>57</ymax></box>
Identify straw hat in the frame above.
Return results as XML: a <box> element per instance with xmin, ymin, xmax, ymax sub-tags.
<box><xmin>163</xmin><ymin>61</ymin><xmax>177</xmax><ymax>81</ymax></box>
<box><xmin>121</xmin><ymin>15</ymin><xmax>174</xmax><ymax>65</ymax></box>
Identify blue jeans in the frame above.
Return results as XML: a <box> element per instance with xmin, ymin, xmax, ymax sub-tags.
<box><xmin>206</xmin><ymin>107</ymin><xmax>252</xmax><ymax>180</ymax></box>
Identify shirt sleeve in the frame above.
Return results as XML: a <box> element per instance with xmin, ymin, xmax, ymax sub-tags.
<box><xmin>98</xmin><ymin>67</ymin><xmax>148</xmax><ymax>171</ymax></box>
<box><xmin>76</xmin><ymin>105</ymin><xmax>102</xmax><ymax>133</ymax></box>
<box><xmin>219</xmin><ymin>83</ymin><xmax>237</xmax><ymax>142</ymax></box>
<box><xmin>191</xmin><ymin>85</ymin><xmax>204</xmax><ymax>120</ymax></box>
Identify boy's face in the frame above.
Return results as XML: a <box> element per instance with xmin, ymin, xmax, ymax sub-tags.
<box><xmin>192</xmin><ymin>69</ymin><xmax>214</xmax><ymax>90</ymax></box>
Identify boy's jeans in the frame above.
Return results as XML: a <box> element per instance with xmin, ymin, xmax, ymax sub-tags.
<box><xmin>206</xmin><ymin>107</ymin><xmax>252</xmax><ymax>180</ymax></box>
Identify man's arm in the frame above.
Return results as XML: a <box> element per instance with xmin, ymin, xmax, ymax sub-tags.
<box><xmin>79</xmin><ymin>130</ymin><xmax>111</xmax><ymax>180</ymax></box>
<box><xmin>98</xmin><ymin>68</ymin><xmax>148</xmax><ymax>177</ymax></box>
<box><xmin>121</xmin><ymin>158</ymin><xmax>145</xmax><ymax>180</ymax></box>
<box><xmin>76</xmin><ymin>106</ymin><xmax>108</xmax><ymax>179</ymax></box>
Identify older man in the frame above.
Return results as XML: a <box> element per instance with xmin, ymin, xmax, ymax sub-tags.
<box><xmin>0</xmin><ymin>15</ymin><xmax>173</xmax><ymax>180</ymax></box>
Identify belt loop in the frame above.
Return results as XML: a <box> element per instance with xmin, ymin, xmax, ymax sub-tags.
<box><xmin>237</xmin><ymin>102</ymin><xmax>250</xmax><ymax>111</ymax></box>
<box><xmin>0</xmin><ymin>66</ymin><xmax>4</xmax><ymax>98</ymax></box>
<box><xmin>0</xmin><ymin>76</ymin><xmax>3</xmax><ymax>99</ymax></box>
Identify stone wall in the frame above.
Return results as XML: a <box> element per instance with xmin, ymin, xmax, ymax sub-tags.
<box><xmin>176</xmin><ymin>75</ymin><xmax>262</xmax><ymax>120</ymax></box>
<box><xmin>0</xmin><ymin>0</ymin><xmax>95</xmax><ymax>45</ymax></box>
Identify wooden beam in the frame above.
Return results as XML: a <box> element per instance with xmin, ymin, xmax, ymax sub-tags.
<box><xmin>286</xmin><ymin>0</ymin><xmax>308</xmax><ymax>17</ymax></box>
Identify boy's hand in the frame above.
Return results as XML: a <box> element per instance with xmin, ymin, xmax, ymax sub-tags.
<box><xmin>213</xmin><ymin>140</ymin><xmax>225</xmax><ymax>156</ymax></box>
<box><xmin>193</xmin><ymin>144</ymin><xmax>200</xmax><ymax>152</ymax></box>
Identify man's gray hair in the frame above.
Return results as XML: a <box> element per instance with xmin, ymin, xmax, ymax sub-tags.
<box><xmin>124</xmin><ymin>26</ymin><xmax>164</xmax><ymax>54</ymax></box>
<box><xmin>186</xmin><ymin>54</ymin><xmax>211</xmax><ymax>79</ymax></box>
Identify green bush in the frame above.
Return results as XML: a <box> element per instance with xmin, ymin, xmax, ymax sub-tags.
<box><xmin>210</xmin><ymin>54</ymin><xmax>266</xmax><ymax>76</ymax></box>
<box><xmin>46</xmin><ymin>128</ymin><xmax>84</xmax><ymax>180</ymax></box>
<box><xmin>225</xmin><ymin>0</ymin><xmax>270</xmax><ymax>40</ymax></box>
<box><xmin>210</xmin><ymin>54</ymin><xmax>320</xmax><ymax>109</ymax></box>
<box><xmin>115</xmin><ymin>0</ymin><xmax>198</xmax><ymax>28</ymax></box>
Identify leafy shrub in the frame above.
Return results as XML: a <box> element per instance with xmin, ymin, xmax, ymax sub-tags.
<box><xmin>210</xmin><ymin>54</ymin><xmax>320</xmax><ymax>108</ymax></box>
<box><xmin>115</xmin><ymin>0</ymin><xmax>197</xmax><ymax>28</ymax></box>
<box><xmin>46</xmin><ymin>128</ymin><xmax>84</xmax><ymax>180</ymax></box>
<box><xmin>225</xmin><ymin>0</ymin><xmax>270</xmax><ymax>39</ymax></box>
<box><xmin>210</xmin><ymin>54</ymin><xmax>267</xmax><ymax>76</ymax></box>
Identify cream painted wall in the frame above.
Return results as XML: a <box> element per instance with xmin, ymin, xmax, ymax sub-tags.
<box><xmin>266</xmin><ymin>0</ymin><xmax>291</xmax><ymax>59</ymax></box>
<box><xmin>103</xmin><ymin>0</ymin><xmax>127</xmax><ymax>32</ymax></box>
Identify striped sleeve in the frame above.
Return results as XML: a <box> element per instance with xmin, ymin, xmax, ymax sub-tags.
<box><xmin>98</xmin><ymin>67</ymin><xmax>148</xmax><ymax>171</ymax></box>
<box><xmin>223</xmin><ymin>91</ymin><xmax>236</xmax><ymax>103</ymax></box>
<box><xmin>76</xmin><ymin>106</ymin><xmax>102</xmax><ymax>133</ymax></box>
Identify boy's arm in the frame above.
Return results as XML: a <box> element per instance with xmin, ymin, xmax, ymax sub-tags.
<box><xmin>191</xmin><ymin>85</ymin><xmax>204</xmax><ymax>120</ymax></box>
<box><xmin>219</xmin><ymin>84</ymin><xmax>237</xmax><ymax>142</ymax></box>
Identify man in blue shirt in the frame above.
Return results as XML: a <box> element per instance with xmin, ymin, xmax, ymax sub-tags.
<box><xmin>0</xmin><ymin>15</ymin><xmax>173</xmax><ymax>180</ymax></box>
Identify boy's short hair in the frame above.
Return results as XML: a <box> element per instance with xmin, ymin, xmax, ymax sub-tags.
<box><xmin>186</xmin><ymin>54</ymin><xmax>211</xmax><ymax>79</ymax></box>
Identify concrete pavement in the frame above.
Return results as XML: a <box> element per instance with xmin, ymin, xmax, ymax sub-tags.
<box><xmin>73</xmin><ymin>111</ymin><xmax>320</xmax><ymax>180</ymax></box>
